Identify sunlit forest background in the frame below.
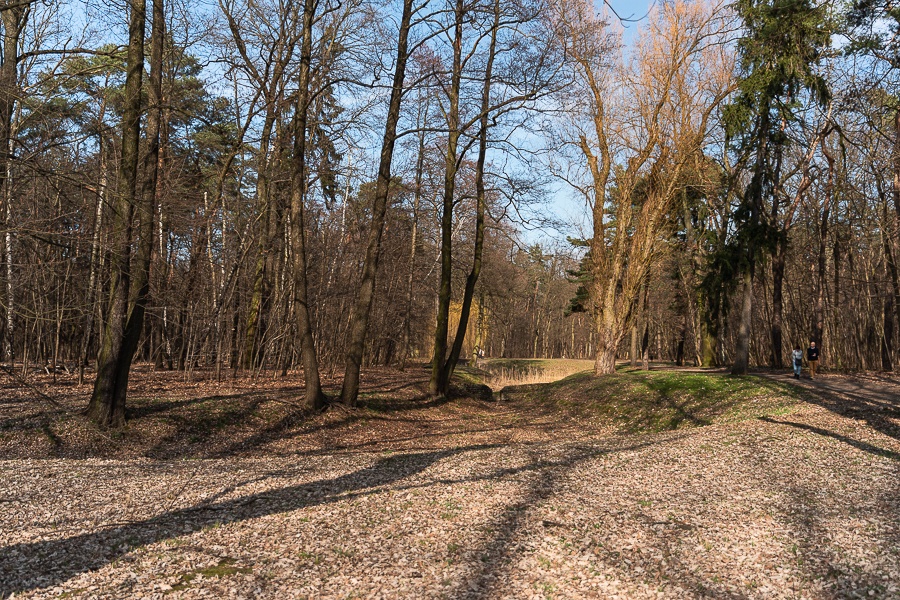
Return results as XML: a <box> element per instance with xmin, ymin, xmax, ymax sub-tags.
<box><xmin>0</xmin><ymin>0</ymin><xmax>896</xmax><ymax>423</ymax></box>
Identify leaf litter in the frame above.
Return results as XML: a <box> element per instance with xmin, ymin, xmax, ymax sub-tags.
<box><xmin>0</xmin><ymin>367</ymin><xmax>898</xmax><ymax>599</ymax></box>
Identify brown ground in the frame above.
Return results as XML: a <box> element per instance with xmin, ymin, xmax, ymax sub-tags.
<box><xmin>0</xmin><ymin>365</ymin><xmax>898</xmax><ymax>599</ymax></box>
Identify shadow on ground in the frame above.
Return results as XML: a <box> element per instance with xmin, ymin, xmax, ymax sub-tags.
<box><xmin>0</xmin><ymin>440</ymin><xmax>661</xmax><ymax>596</ymax></box>
<box><xmin>0</xmin><ymin>369</ymin><xmax>480</xmax><ymax>460</ymax></box>
<box><xmin>763</xmin><ymin>373</ymin><xmax>900</xmax><ymax>451</ymax></box>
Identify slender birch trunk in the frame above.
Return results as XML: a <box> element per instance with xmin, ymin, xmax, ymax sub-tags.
<box><xmin>0</xmin><ymin>2</ymin><xmax>26</xmax><ymax>364</ymax></box>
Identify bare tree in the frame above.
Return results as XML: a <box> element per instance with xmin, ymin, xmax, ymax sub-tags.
<box><xmin>0</xmin><ymin>0</ymin><xmax>30</xmax><ymax>363</ymax></box>
<box><xmin>340</xmin><ymin>0</ymin><xmax>422</xmax><ymax>406</ymax></box>
<box><xmin>289</xmin><ymin>0</ymin><xmax>326</xmax><ymax>410</ymax></box>
<box><xmin>88</xmin><ymin>0</ymin><xmax>162</xmax><ymax>427</ymax></box>
<box><xmin>554</xmin><ymin>0</ymin><xmax>733</xmax><ymax>374</ymax></box>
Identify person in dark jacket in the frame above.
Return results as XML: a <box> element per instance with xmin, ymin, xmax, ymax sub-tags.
<box><xmin>806</xmin><ymin>341</ymin><xmax>819</xmax><ymax>379</ymax></box>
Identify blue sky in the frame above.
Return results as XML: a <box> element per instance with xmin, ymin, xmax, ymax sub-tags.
<box><xmin>65</xmin><ymin>0</ymin><xmax>658</xmax><ymax>249</ymax></box>
<box><xmin>604</xmin><ymin>0</ymin><xmax>659</xmax><ymax>28</ymax></box>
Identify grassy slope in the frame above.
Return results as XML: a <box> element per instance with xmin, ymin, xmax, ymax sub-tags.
<box><xmin>502</xmin><ymin>369</ymin><xmax>806</xmax><ymax>434</ymax></box>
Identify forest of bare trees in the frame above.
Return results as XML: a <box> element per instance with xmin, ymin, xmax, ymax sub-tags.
<box><xmin>0</xmin><ymin>0</ymin><xmax>898</xmax><ymax>425</ymax></box>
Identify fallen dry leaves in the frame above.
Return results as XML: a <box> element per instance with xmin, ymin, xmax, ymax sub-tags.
<box><xmin>0</xmin><ymin>366</ymin><xmax>898</xmax><ymax>599</ymax></box>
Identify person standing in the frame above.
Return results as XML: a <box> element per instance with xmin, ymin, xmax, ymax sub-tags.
<box><xmin>806</xmin><ymin>341</ymin><xmax>819</xmax><ymax>379</ymax></box>
<box><xmin>791</xmin><ymin>345</ymin><xmax>803</xmax><ymax>379</ymax></box>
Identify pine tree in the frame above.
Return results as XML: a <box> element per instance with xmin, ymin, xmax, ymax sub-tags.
<box><xmin>724</xmin><ymin>0</ymin><xmax>831</xmax><ymax>374</ymax></box>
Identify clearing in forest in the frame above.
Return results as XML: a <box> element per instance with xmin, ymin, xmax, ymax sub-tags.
<box><xmin>0</xmin><ymin>362</ymin><xmax>898</xmax><ymax>599</ymax></box>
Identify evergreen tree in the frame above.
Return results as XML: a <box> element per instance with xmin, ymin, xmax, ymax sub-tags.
<box><xmin>724</xmin><ymin>0</ymin><xmax>831</xmax><ymax>374</ymax></box>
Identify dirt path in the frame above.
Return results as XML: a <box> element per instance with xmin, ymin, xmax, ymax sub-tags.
<box><xmin>763</xmin><ymin>370</ymin><xmax>900</xmax><ymax>405</ymax></box>
<box><xmin>757</xmin><ymin>370</ymin><xmax>900</xmax><ymax>449</ymax></box>
<box><xmin>1</xmin><ymin>370</ymin><xmax>898</xmax><ymax>599</ymax></box>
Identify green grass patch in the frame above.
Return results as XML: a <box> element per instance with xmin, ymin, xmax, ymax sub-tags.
<box><xmin>508</xmin><ymin>370</ymin><xmax>803</xmax><ymax>434</ymax></box>
<box><xmin>451</xmin><ymin>365</ymin><xmax>491</xmax><ymax>385</ymax></box>
<box><xmin>171</xmin><ymin>557</ymin><xmax>252</xmax><ymax>591</ymax></box>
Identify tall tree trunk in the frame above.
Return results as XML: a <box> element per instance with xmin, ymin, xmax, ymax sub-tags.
<box><xmin>891</xmin><ymin>109</ymin><xmax>900</xmax><ymax>367</ymax></box>
<box><xmin>2</xmin><ymin>126</ymin><xmax>12</xmax><ymax>364</ymax></box>
<box><xmin>894</xmin><ymin>109</ymin><xmax>900</xmax><ymax>224</ymax></box>
<box><xmin>439</xmin><ymin>0</ymin><xmax>499</xmax><ymax>394</ymax></box>
<box><xmin>0</xmin><ymin>2</ymin><xmax>27</xmax><ymax>363</ymax></box>
<box><xmin>699</xmin><ymin>315</ymin><xmax>718</xmax><ymax>367</ymax></box>
<box><xmin>814</xmin><ymin>139</ymin><xmax>834</xmax><ymax>349</ymax></box>
<box><xmin>883</xmin><ymin>199</ymin><xmax>898</xmax><ymax>371</ymax></box>
<box><xmin>242</xmin><ymin>111</ymin><xmax>277</xmax><ymax>369</ymax></box>
<box><xmin>770</xmin><ymin>240</ymin><xmax>786</xmax><ymax>368</ymax></box>
<box><xmin>429</xmin><ymin>0</ymin><xmax>464</xmax><ymax>399</ymax></box>
<box><xmin>882</xmin><ymin>256</ymin><xmax>894</xmax><ymax>372</ymax></box>
<box><xmin>641</xmin><ymin>323</ymin><xmax>650</xmax><ymax>371</ymax></box>
<box><xmin>399</xmin><ymin>113</ymin><xmax>427</xmax><ymax>371</ymax></box>
<box><xmin>594</xmin><ymin>313</ymin><xmax>618</xmax><ymax>374</ymax></box>
<box><xmin>121</xmin><ymin>0</ymin><xmax>163</xmax><ymax>384</ymax></box>
<box><xmin>630</xmin><ymin>324</ymin><xmax>639</xmax><ymax>367</ymax></box>
<box><xmin>88</xmin><ymin>0</ymin><xmax>150</xmax><ymax>427</ymax></box>
<box><xmin>340</xmin><ymin>0</ymin><xmax>416</xmax><ymax>406</ymax></box>
<box><xmin>733</xmin><ymin>109</ymin><xmax>770</xmax><ymax>376</ymax></box>
<box><xmin>472</xmin><ymin>291</ymin><xmax>485</xmax><ymax>364</ymax></box>
<box><xmin>731</xmin><ymin>269</ymin><xmax>753</xmax><ymax>375</ymax></box>
<box><xmin>594</xmin><ymin>280</ymin><xmax>626</xmax><ymax>375</ymax></box>
<box><xmin>290</xmin><ymin>0</ymin><xmax>325</xmax><ymax>410</ymax></box>
<box><xmin>640</xmin><ymin>283</ymin><xmax>650</xmax><ymax>370</ymax></box>
<box><xmin>79</xmin><ymin>136</ymin><xmax>108</xmax><ymax>384</ymax></box>
<box><xmin>675</xmin><ymin>310</ymin><xmax>687</xmax><ymax>367</ymax></box>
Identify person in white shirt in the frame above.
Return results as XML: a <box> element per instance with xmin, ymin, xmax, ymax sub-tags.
<box><xmin>791</xmin><ymin>345</ymin><xmax>803</xmax><ymax>379</ymax></box>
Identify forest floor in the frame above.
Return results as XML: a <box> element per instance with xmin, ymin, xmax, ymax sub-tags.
<box><xmin>0</xmin><ymin>362</ymin><xmax>898</xmax><ymax>599</ymax></box>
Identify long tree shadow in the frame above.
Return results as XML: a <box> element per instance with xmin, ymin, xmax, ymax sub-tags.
<box><xmin>779</xmin><ymin>377</ymin><xmax>900</xmax><ymax>444</ymax></box>
<box><xmin>0</xmin><ymin>438</ymin><xmax>668</xmax><ymax>596</ymax></box>
<box><xmin>448</xmin><ymin>445</ymin><xmax>563</xmax><ymax>599</ymax></box>
<box><xmin>1</xmin><ymin>387</ymin><xmax>455</xmax><ymax>460</ymax></box>
<box><xmin>137</xmin><ymin>392</ymin><xmax>461</xmax><ymax>460</ymax></box>
<box><xmin>0</xmin><ymin>446</ymin><xmax>471</xmax><ymax>596</ymax></box>
<box><xmin>214</xmin><ymin>421</ymin><xmax>529</xmax><ymax>459</ymax></box>
<box><xmin>144</xmin><ymin>397</ymin><xmax>271</xmax><ymax>458</ymax></box>
<box><xmin>759</xmin><ymin>417</ymin><xmax>900</xmax><ymax>460</ymax></box>
<box><xmin>752</xmin><ymin>420</ymin><xmax>900</xmax><ymax>598</ymax></box>
<box><xmin>778</xmin><ymin>479</ymin><xmax>900</xmax><ymax>598</ymax></box>
<box><xmin>752</xmin><ymin>381</ymin><xmax>900</xmax><ymax>595</ymax></box>
<box><xmin>204</xmin><ymin>394</ymin><xmax>480</xmax><ymax>459</ymax></box>
<box><xmin>0</xmin><ymin>442</ymin><xmax>594</xmax><ymax>594</ymax></box>
<box><xmin>446</xmin><ymin>439</ymin><xmax>753</xmax><ymax>600</ymax></box>
<box><xmin>126</xmin><ymin>394</ymin><xmax>256</xmax><ymax>420</ymax></box>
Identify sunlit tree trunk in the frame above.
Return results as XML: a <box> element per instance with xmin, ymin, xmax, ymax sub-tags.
<box><xmin>243</xmin><ymin>111</ymin><xmax>277</xmax><ymax>370</ymax></box>
<box><xmin>430</xmin><ymin>0</ymin><xmax>464</xmax><ymax>399</ymax></box>
<box><xmin>440</xmin><ymin>0</ymin><xmax>500</xmax><ymax>394</ymax></box>
<box><xmin>891</xmin><ymin>109</ymin><xmax>900</xmax><ymax>368</ymax></box>
<box><xmin>770</xmin><ymin>242</ymin><xmax>785</xmax><ymax>368</ymax></box>
<box><xmin>341</xmin><ymin>0</ymin><xmax>418</xmax><ymax>405</ymax></box>
<box><xmin>290</xmin><ymin>0</ymin><xmax>325</xmax><ymax>410</ymax></box>
<box><xmin>399</xmin><ymin>111</ymin><xmax>427</xmax><ymax>371</ymax></box>
<box><xmin>813</xmin><ymin>139</ymin><xmax>834</xmax><ymax>351</ymax></box>
<box><xmin>79</xmin><ymin>136</ymin><xmax>107</xmax><ymax>384</ymax></box>
<box><xmin>882</xmin><ymin>226</ymin><xmax>895</xmax><ymax>371</ymax></box>
<box><xmin>732</xmin><ymin>110</ymin><xmax>768</xmax><ymax>376</ymax></box>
